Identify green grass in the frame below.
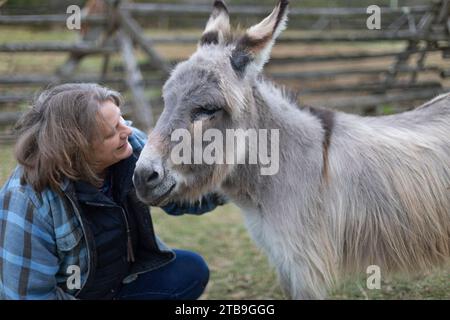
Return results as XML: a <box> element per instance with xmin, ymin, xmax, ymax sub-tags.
<box><xmin>0</xmin><ymin>144</ymin><xmax>448</xmax><ymax>299</ymax></box>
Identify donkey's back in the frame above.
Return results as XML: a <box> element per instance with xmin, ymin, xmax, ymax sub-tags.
<box><xmin>326</xmin><ymin>92</ymin><xmax>450</xmax><ymax>276</ymax></box>
<box><xmin>369</xmin><ymin>92</ymin><xmax>450</xmax><ymax>129</ymax></box>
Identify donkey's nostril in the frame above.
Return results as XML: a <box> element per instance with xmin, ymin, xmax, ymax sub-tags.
<box><xmin>133</xmin><ymin>165</ymin><xmax>164</xmax><ymax>191</ymax></box>
<box><xmin>147</xmin><ymin>171</ymin><xmax>159</xmax><ymax>183</ymax></box>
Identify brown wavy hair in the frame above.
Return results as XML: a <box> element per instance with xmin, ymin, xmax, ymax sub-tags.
<box><xmin>14</xmin><ymin>83</ymin><xmax>122</xmax><ymax>192</ymax></box>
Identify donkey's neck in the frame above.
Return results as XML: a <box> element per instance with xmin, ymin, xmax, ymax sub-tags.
<box><xmin>221</xmin><ymin>79</ymin><xmax>328</xmax><ymax>212</ymax></box>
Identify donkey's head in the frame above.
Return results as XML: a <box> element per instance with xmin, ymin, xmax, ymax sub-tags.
<box><xmin>134</xmin><ymin>0</ymin><xmax>288</xmax><ymax>206</ymax></box>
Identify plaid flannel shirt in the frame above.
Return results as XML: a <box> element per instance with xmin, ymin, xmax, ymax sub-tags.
<box><xmin>0</xmin><ymin>126</ymin><xmax>224</xmax><ymax>300</ymax></box>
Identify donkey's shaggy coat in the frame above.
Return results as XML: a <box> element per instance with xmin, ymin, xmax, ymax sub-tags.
<box><xmin>134</xmin><ymin>0</ymin><xmax>450</xmax><ymax>299</ymax></box>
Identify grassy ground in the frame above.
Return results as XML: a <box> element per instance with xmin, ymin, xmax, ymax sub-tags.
<box><xmin>0</xmin><ymin>145</ymin><xmax>448</xmax><ymax>299</ymax></box>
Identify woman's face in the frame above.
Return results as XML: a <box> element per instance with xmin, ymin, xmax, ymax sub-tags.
<box><xmin>93</xmin><ymin>100</ymin><xmax>133</xmax><ymax>173</ymax></box>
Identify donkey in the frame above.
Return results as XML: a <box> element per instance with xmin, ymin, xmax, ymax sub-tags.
<box><xmin>133</xmin><ymin>0</ymin><xmax>450</xmax><ymax>299</ymax></box>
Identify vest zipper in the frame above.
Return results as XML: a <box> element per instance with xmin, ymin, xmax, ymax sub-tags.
<box><xmin>120</xmin><ymin>207</ymin><xmax>136</xmax><ymax>263</ymax></box>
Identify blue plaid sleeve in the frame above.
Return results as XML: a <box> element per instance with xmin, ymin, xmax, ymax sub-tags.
<box><xmin>161</xmin><ymin>193</ymin><xmax>228</xmax><ymax>216</ymax></box>
<box><xmin>0</xmin><ymin>189</ymin><xmax>75</xmax><ymax>300</ymax></box>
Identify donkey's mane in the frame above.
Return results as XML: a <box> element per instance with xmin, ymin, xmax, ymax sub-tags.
<box><xmin>255</xmin><ymin>75</ymin><xmax>300</xmax><ymax>107</ymax></box>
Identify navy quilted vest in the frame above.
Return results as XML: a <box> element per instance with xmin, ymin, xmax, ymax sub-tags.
<box><xmin>74</xmin><ymin>159</ymin><xmax>139</xmax><ymax>299</ymax></box>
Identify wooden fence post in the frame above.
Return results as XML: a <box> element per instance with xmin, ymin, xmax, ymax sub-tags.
<box><xmin>117</xmin><ymin>2</ymin><xmax>171</xmax><ymax>76</ymax></box>
<box><xmin>118</xmin><ymin>30</ymin><xmax>153</xmax><ymax>131</ymax></box>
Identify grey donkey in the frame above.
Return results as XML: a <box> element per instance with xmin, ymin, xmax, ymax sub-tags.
<box><xmin>133</xmin><ymin>0</ymin><xmax>450</xmax><ymax>299</ymax></box>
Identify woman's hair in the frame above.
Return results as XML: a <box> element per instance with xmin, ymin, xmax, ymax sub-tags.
<box><xmin>14</xmin><ymin>83</ymin><xmax>123</xmax><ymax>193</ymax></box>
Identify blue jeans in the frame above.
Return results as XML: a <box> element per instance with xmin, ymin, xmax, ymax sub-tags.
<box><xmin>115</xmin><ymin>249</ymin><xmax>210</xmax><ymax>300</ymax></box>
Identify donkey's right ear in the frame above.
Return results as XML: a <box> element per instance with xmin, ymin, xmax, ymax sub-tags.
<box><xmin>200</xmin><ymin>0</ymin><xmax>231</xmax><ymax>46</ymax></box>
<box><xmin>230</xmin><ymin>0</ymin><xmax>289</xmax><ymax>76</ymax></box>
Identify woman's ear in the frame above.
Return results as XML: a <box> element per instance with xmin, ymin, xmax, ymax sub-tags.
<box><xmin>230</xmin><ymin>0</ymin><xmax>289</xmax><ymax>76</ymax></box>
<box><xmin>200</xmin><ymin>0</ymin><xmax>231</xmax><ymax>46</ymax></box>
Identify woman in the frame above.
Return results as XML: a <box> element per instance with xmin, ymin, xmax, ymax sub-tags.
<box><xmin>0</xmin><ymin>83</ymin><xmax>225</xmax><ymax>300</ymax></box>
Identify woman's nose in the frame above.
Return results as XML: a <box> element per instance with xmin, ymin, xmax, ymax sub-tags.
<box><xmin>120</xmin><ymin>127</ymin><xmax>132</xmax><ymax>139</ymax></box>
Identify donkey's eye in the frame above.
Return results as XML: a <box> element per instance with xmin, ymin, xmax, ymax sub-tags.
<box><xmin>191</xmin><ymin>105</ymin><xmax>221</xmax><ymax>121</ymax></box>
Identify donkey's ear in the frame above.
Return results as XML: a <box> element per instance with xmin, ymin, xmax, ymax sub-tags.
<box><xmin>200</xmin><ymin>0</ymin><xmax>231</xmax><ymax>46</ymax></box>
<box><xmin>231</xmin><ymin>0</ymin><xmax>289</xmax><ymax>75</ymax></box>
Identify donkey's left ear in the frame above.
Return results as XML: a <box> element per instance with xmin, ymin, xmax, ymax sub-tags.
<box><xmin>200</xmin><ymin>0</ymin><xmax>231</xmax><ymax>46</ymax></box>
<box><xmin>231</xmin><ymin>0</ymin><xmax>289</xmax><ymax>76</ymax></box>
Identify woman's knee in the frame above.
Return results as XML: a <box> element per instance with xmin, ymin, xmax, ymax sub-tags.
<box><xmin>173</xmin><ymin>249</ymin><xmax>210</xmax><ymax>286</ymax></box>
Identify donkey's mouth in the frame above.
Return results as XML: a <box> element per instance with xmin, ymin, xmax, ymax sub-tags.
<box><xmin>135</xmin><ymin>177</ymin><xmax>177</xmax><ymax>207</ymax></box>
<box><xmin>151</xmin><ymin>183</ymin><xmax>176</xmax><ymax>207</ymax></box>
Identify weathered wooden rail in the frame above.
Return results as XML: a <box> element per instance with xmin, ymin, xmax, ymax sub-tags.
<box><xmin>0</xmin><ymin>0</ymin><xmax>449</xmax><ymax>143</ymax></box>
<box><xmin>0</xmin><ymin>14</ymin><xmax>105</xmax><ymax>25</ymax></box>
<box><xmin>121</xmin><ymin>3</ymin><xmax>431</xmax><ymax>16</ymax></box>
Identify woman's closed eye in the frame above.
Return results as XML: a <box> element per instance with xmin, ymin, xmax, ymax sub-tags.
<box><xmin>104</xmin><ymin>114</ymin><xmax>126</xmax><ymax>139</ymax></box>
<box><xmin>191</xmin><ymin>105</ymin><xmax>221</xmax><ymax>122</ymax></box>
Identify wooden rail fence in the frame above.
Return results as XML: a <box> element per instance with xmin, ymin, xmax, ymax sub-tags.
<box><xmin>0</xmin><ymin>0</ymin><xmax>449</xmax><ymax>142</ymax></box>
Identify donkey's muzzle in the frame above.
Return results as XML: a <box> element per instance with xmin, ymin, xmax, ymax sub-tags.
<box><xmin>133</xmin><ymin>163</ymin><xmax>176</xmax><ymax>206</ymax></box>
<box><xmin>133</xmin><ymin>166</ymin><xmax>163</xmax><ymax>190</ymax></box>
